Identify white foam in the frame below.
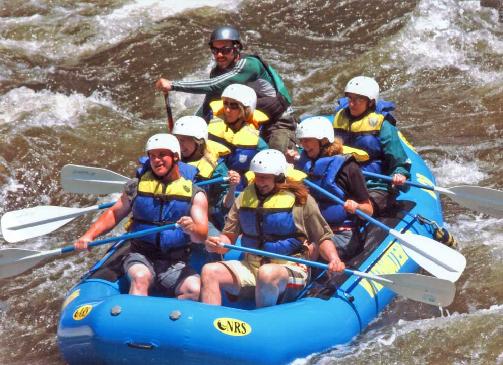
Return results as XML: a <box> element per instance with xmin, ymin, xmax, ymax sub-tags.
<box><xmin>0</xmin><ymin>0</ymin><xmax>243</xmax><ymax>62</ymax></box>
<box><xmin>388</xmin><ymin>0</ymin><xmax>503</xmax><ymax>83</ymax></box>
<box><xmin>0</xmin><ymin>87</ymin><xmax>119</xmax><ymax>128</ymax></box>
<box><xmin>430</xmin><ymin>157</ymin><xmax>486</xmax><ymax>186</ymax></box>
<box><xmin>449</xmin><ymin>215</ymin><xmax>503</xmax><ymax>250</ymax></box>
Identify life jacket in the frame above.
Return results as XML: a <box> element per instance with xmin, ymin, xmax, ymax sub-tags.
<box><xmin>136</xmin><ymin>156</ymin><xmax>198</xmax><ymax>182</ymax></box>
<box><xmin>209</xmin><ymin>100</ymin><xmax>269</xmax><ymax>129</ymax></box>
<box><xmin>296</xmin><ymin>153</ymin><xmax>351</xmax><ymax>228</ymax></box>
<box><xmin>332</xmin><ymin>109</ymin><xmax>385</xmax><ymax>174</ymax></box>
<box><xmin>207</xmin><ymin>117</ymin><xmax>261</xmax><ymax>174</ymax></box>
<box><xmin>130</xmin><ymin>171</ymin><xmax>194</xmax><ymax>252</ymax></box>
<box><xmin>185</xmin><ymin>141</ymin><xmax>223</xmax><ymax>180</ymax></box>
<box><xmin>238</xmin><ymin>185</ymin><xmax>304</xmax><ymax>256</ymax></box>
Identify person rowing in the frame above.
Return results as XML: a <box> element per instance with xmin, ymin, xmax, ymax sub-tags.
<box><xmin>74</xmin><ymin>133</ymin><xmax>208</xmax><ymax>299</ymax></box>
<box><xmin>207</xmin><ymin>84</ymin><xmax>268</xmax><ymax>202</ymax></box>
<box><xmin>332</xmin><ymin>76</ymin><xmax>411</xmax><ymax>217</ymax></box>
<box><xmin>200</xmin><ymin>149</ymin><xmax>345</xmax><ymax>308</ymax></box>
<box><xmin>295</xmin><ymin>116</ymin><xmax>373</xmax><ymax>260</ymax></box>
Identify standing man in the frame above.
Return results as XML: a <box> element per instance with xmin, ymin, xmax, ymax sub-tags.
<box><xmin>155</xmin><ymin>25</ymin><xmax>296</xmax><ymax>153</ymax></box>
<box><xmin>74</xmin><ymin>134</ymin><xmax>208</xmax><ymax>300</ymax></box>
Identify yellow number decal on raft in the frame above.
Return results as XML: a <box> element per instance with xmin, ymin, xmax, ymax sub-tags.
<box><xmin>214</xmin><ymin>318</ymin><xmax>252</xmax><ymax>337</ymax></box>
<box><xmin>398</xmin><ymin>131</ymin><xmax>416</xmax><ymax>153</ymax></box>
<box><xmin>415</xmin><ymin>173</ymin><xmax>437</xmax><ymax>200</ymax></box>
<box><xmin>360</xmin><ymin>243</ymin><xmax>408</xmax><ymax>298</ymax></box>
<box><xmin>73</xmin><ymin>304</ymin><xmax>93</xmax><ymax>321</ymax></box>
<box><xmin>62</xmin><ymin>289</ymin><xmax>80</xmax><ymax>310</ymax></box>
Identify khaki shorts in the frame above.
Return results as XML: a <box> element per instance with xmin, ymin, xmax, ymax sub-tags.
<box><xmin>222</xmin><ymin>254</ymin><xmax>309</xmax><ymax>304</ymax></box>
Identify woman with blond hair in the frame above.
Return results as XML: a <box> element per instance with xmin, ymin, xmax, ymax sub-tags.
<box><xmin>201</xmin><ymin>149</ymin><xmax>344</xmax><ymax>308</ymax></box>
<box><xmin>207</xmin><ymin>83</ymin><xmax>268</xmax><ymax>194</ymax></box>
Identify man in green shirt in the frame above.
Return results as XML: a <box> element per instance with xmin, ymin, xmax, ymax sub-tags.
<box><xmin>155</xmin><ymin>25</ymin><xmax>296</xmax><ymax>153</ymax></box>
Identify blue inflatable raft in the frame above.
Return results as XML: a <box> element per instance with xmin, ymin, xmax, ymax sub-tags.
<box><xmin>58</xmin><ymin>131</ymin><xmax>445</xmax><ymax>364</ymax></box>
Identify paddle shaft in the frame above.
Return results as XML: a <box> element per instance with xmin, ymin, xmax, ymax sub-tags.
<box><xmin>221</xmin><ymin>243</ymin><xmax>391</xmax><ymax>283</ymax></box>
<box><xmin>59</xmin><ymin>223</ymin><xmax>178</xmax><ymax>254</ymax></box>
<box><xmin>165</xmin><ymin>94</ymin><xmax>174</xmax><ymax>131</ymax></box>
<box><xmin>220</xmin><ymin>244</ymin><xmax>456</xmax><ymax>306</ymax></box>
<box><xmin>363</xmin><ymin>171</ymin><xmax>434</xmax><ymax>191</ymax></box>
<box><xmin>303</xmin><ymin>179</ymin><xmax>389</xmax><ymax>232</ymax></box>
<box><xmin>303</xmin><ymin>179</ymin><xmax>466</xmax><ymax>281</ymax></box>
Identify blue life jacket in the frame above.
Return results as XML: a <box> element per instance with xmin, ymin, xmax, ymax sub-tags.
<box><xmin>296</xmin><ymin>153</ymin><xmax>351</xmax><ymax>228</ymax></box>
<box><xmin>238</xmin><ymin>185</ymin><xmax>304</xmax><ymax>256</ymax></box>
<box><xmin>130</xmin><ymin>171</ymin><xmax>194</xmax><ymax>252</ymax></box>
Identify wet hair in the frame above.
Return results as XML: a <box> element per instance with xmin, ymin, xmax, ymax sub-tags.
<box><xmin>320</xmin><ymin>137</ymin><xmax>344</xmax><ymax>157</ymax></box>
<box><xmin>272</xmin><ymin>180</ymin><xmax>308</xmax><ymax>206</ymax></box>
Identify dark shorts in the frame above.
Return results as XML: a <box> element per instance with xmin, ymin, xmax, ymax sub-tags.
<box><xmin>369</xmin><ymin>189</ymin><xmax>399</xmax><ymax>217</ymax></box>
<box><xmin>332</xmin><ymin>230</ymin><xmax>363</xmax><ymax>261</ymax></box>
<box><xmin>122</xmin><ymin>241</ymin><xmax>196</xmax><ymax>296</ymax></box>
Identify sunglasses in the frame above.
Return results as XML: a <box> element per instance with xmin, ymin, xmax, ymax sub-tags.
<box><xmin>223</xmin><ymin>101</ymin><xmax>241</xmax><ymax>110</ymax></box>
<box><xmin>210</xmin><ymin>46</ymin><xmax>235</xmax><ymax>55</ymax></box>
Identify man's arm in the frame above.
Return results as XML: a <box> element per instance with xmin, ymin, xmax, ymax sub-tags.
<box><xmin>74</xmin><ymin>193</ymin><xmax>132</xmax><ymax>250</ymax></box>
<box><xmin>159</xmin><ymin>58</ymin><xmax>259</xmax><ymax>94</ymax></box>
<box><xmin>379</xmin><ymin>121</ymin><xmax>411</xmax><ymax>178</ymax></box>
<box><xmin>178</xmin><ymin>191</ymin><xmax>209</xmax><ymax>243</ymax></box>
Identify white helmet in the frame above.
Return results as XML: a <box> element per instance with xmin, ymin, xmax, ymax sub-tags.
<box><xmin>172</xmin><ymin>116</ymin><xmax>208</xmax><ymax>141</ymax></box>
<box><xmin>296</xmin><ymin>116</ymin><xmax>335</xmax><ymax>143</ymax></box>
<box><xmin>344</xmin><ymin>76</ymin><xmax>379</xmax><ymax>101</ymax></box>
<box><xmin>250</xmin><ymin>149</ymin><xmax>287</xmax><ymax>176</ymax></box>
<box><xmin>145</xmin><ymin>133</ymin><xmax>180</xmax><ymax>157</ymax></box>
<box><xmin>222</xmin><ymin>84</ymin><xmax>257</xmax><ymax>114</ymax></box>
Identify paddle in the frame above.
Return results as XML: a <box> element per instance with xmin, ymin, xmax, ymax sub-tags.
<box><xmin>61</xmin><ymin>164</ymin><xmax>129</xmax><ymax>194</ymax></box>
<box><xmin>219</xmin><ymin>243</ymin><xmax>455</xmax><ymax>307</ymax></box>
<box><xmin>1</xmin><ymin>202</ymin><xmax>114</xmax><ymax>243</ymax></box>
<box><xmin>3</xmin><ymin>176</ymin><xmax>228</xmax><ymax>242</ymax></box>
<box><xmin>363</xmin><ymin>171</ymin><xmax>503</xmax><ymax>218</ymax></box>
<box><xmin>165</xmin><ymin>93</ymin><xmax>174</xmax><ymax>131</ymax></box>
<box><xmin>0</xmin><ymin>223</ymin><xmax>178</xmax><ymax>280</ymax></box>
<box><xmin>61</xmin><ymin>164</ymin><xmax>228</xmax><ymax>195</ymax></box>
<box><xmin>302</xmin><ymin>179</ymin><xmax>466</xmax><ymax>282</ymax></box>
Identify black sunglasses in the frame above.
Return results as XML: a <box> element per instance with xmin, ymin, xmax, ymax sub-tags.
<box><xmin>210</xmin><ymin>46</ymin><xmax>235</xmax><ymax>55</ymax></box>
<box><xmin>223</xmin><ymin>101</ymin><xmax>241</xmax><ymax>110</ymax></box>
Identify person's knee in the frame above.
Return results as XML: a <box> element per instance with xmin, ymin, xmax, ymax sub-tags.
<box><xmin>201</xmin><ymin>263</ymin><xmax>223</xmax><ymax>285</ymax></box>
<box><xmin>257</xmin><ymin>264</ymin><xmax>283</xmax><ymax>286</ymax></box>
<box><xmin>178</xmin><ymin>275</ymin><xmax>201</xmax><ymax>300</ymax></box>
<box><xmin>129</xmin><ymin>266</ymin><xmax>153</xmax><ymax>289</ymax></box>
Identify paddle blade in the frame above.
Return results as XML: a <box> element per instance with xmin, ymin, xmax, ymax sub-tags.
<box><xmin>1</xmin><ymin>205</ymin><xmax>88</xmax><ymax>243</ymax></box>
<box><xmin>390</xmin><ymin>229</ymin><xmax>466</xmax><ymax>282</ymax></box>
<box><xmin>61</xmin><ymin>164</ymin><xmax>129</xmax><ymax>194</ymax></box>
<box><xmin>439</xmin><ymin>185</ymin><xmax>503</xmax><ymax>218</ymax></box>
<box><xmin>380</xmin><ymin>273</ymin><xmax>456</xmax><ymax>307</ymax></box>
<box><xmin>0</xmin><ymin>248</ymin><xmax>52</xmax><ymax>279</ymax></box>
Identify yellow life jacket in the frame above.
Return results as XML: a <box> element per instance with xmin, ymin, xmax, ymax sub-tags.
<box><xmin>333</xmin><ymin>110</ymin><xmax>385</xmax><ymax>133</ymax></box>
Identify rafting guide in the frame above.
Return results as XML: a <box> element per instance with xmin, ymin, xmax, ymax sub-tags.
<box><xmin>155</xmin><ymin>25</ymin><xmax>297</xmax><ymax>153</ymax></box>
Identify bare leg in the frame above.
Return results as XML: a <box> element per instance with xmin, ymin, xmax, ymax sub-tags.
<box><xmin>175</xmin><ymin>274</ymin><xmax>201</xmax><ymax>301</ymax></box>
<box><xmin>255</xmin><ymin>264</ymin><xmax>289</xmax><ymax>308</ymax></box>
<box><xmin>201</xmin><ymin>262</ymin><xmax>239</xmax><ymax>305</ymax></box>
<box><xmin>128</xmin><ymin>263</ymin><xmax>153</xmax><ymax>296</ymax></box>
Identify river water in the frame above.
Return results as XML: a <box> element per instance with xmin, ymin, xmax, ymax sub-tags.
<box><xmin>0</xmin><ymin>0</ymin><xmax>502</xmax><ymax>364</ymax></box>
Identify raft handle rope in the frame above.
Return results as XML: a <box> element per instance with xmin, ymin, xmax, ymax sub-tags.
<box><xmin>415</xmin><ymin>214</ymin><xmax>457</xmax><ymax>248</ymax></box>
